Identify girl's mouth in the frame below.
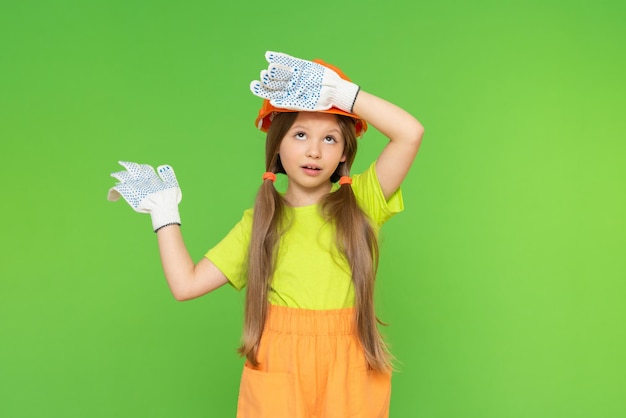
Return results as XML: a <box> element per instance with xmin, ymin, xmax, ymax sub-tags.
<box><xmin>302</xmin><ymin>165</ymin><xmax>322</xmax><ymax>176</ymax></box>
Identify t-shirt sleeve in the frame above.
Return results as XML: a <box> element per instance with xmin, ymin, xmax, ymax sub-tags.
<box><xmin>352</xmin><ymin>161</ymin><xmax>404</xmax><ymax>226</ymax></box>
<box><xmin>204</xmin><ymin>209</ymin><xmax>253</xmax><ymax>291</ymax></box>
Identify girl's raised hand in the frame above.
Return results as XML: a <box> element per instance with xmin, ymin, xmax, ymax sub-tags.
<box><xmin>108</xmin><ymin>161</ymin><xmax>182</xmax><ymax>232</ymax></box>
<box><xmin>250</xmin><ymin>51</ymin><xmax>360</xmax><ymax>113</ymax></box>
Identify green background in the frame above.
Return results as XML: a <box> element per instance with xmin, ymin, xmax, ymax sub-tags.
<box><xmin>1</xmin><ymin>0</ymin><xmax>624</xmax><ymax>416</ymax></box>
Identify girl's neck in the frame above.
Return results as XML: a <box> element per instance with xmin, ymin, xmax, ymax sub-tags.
<box><xmin>284</xmin><ymin>182</ymin><xmax>333</xmax><ymax>207</ymax></box>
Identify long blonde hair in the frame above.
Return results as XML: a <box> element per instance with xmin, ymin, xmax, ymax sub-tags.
<box><xmin>238</xmin><ymin>112</ymin><xmax>392</xmax><ymax>372</ymax></box>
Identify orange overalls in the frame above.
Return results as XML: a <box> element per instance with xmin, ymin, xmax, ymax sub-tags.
<box><xmin>236</xmin><ymin>305</ymin><xmax>391</xmax><ymax>417</ymax></box>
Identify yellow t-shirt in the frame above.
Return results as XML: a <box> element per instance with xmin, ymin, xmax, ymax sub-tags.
<box><xmin>205</xmin><ymin>162</ymin><xmax>404</xmax><ymax>309</ymax></box>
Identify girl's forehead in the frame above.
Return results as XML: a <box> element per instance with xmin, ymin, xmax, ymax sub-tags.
<box><xmin>293</xmin><ymin>112</ymin><xmax>340</xmax><ymax>128</ymax></box>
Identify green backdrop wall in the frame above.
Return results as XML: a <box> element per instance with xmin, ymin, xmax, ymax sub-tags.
<box><xmin>1</xmin><ymin>0</ymin><xmax>624</xmax><ymax>417</ymax></box>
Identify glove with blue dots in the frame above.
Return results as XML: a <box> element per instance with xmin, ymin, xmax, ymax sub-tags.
<box><xmin>107</xmin><ymin>161</ymin><xmax>182</xmax><ymax>232</ymax></box>
<box><xmin>250</xmin><ymin>51</ymin><xmax>360</xmax><ymax>113</ymax></box>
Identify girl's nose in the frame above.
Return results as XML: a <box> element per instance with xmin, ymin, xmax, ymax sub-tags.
<box><xmin>306</xmin><ymin>141</ymin><xmax>321</xmax><ymax>159</ymax></box>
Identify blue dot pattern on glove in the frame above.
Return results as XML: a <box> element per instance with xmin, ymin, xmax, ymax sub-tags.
<box><xmin>251</xmin><ymin>52</ymin><xmax>331</xmax><ymax>111</ymax></box>
<box><xmin>261</xmin><ymin>65</ymin><xmax>293</xmax><ymax>88</ymax></box>
<box><xmin>109</xmin><ymin>161</ymin><xmax>180</xmax><ymax>210</ymax></box>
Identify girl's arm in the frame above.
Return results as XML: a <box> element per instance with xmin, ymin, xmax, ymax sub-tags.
<box><xmin>107</xmin><ymin>162</ymin><xmax>228</xmax><ymax>301</ymax></box>
<box><xmin>157</xmin><ymin>225</ymin><xmax>229</xmax><ymax>301</ymax></box>
<box><xmin>352</xmin><ymin>91</ymin><xmax>424</xmax><ymax>200</ymax></box>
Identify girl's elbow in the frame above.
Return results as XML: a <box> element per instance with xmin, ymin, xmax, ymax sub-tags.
<box><xmin>172</xmin><ymin>290</ymin><xmax>192</xmax><ymax>302</ymax></box>
<box><xmin>170</xmin><ymin>284</ymin><xmax>195</xmax><ymax>301</ymax></box>
<box><xmin>173</xmin><ymin>292</ymin><xmax>192</xmax><ymax>302</ymax></box>
<box><xmin>400</xmin><ymin>117</ymin><xmax>424</xmax><ymax>145</ymax></box>
<box><xmin>404</xmin><ymin>121</ymin><xmax>424</xmax><ymax>149</ymax></box>
<box><xmin>413</xmin><ymin>120</ymin><xmax>425</xmax><ymax>141</ymax></box>
<box><xmin>171</xmin><ymin>283</ymin><xmax>217</xmax><ymax>301</ymax></box>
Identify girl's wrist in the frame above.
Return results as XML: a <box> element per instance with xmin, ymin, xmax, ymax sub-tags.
<box><xmin>154</xmin><ymin>222</ymin><xmax>181</xmax><ymax>233</ymax></box>
<box><xmin>332</xmin><ymin>77</ymin><xmax>360</xmax><ymax>113</ymax></box>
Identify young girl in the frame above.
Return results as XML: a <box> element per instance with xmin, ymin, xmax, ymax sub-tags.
<box><xmin>108</xmin><ymin>51</ymin><xmax>424</xmax><ymax>418</ymax></box>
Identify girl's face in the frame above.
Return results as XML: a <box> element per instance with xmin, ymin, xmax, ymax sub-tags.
<box><xmin>278</xmin><ymin>112</ymin><xmax>347</xmax><ymax>204</ymax></box>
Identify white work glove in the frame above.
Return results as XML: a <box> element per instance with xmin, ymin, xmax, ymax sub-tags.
<box><xmin>107</xmin><ymin>161</ymin><xmax>182</xmax><ymax>232</ymax></box>
<box><xmin>250</xmin><ymin>51</ymin><xmax>360</xmax><ymax>113</ymax></box>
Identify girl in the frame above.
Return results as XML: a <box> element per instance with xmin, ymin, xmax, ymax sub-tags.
<box><xmin>108</xmin><ymin>51</ymin><xmax>424</xmax><ymax>418</ymax></box>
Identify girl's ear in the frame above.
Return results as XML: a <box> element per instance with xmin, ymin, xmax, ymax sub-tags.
<box><xmin>341</xmin><ymin>154</ymin><xmax>347</xmax><ymax>162</ymax></box>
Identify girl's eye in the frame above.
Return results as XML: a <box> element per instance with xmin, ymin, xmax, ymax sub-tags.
<box><xmin>295</xmin><ymin>132</ymin><xmax>306</xmax><ymax>140</ymax></box>
<box><xmin>324</xmin><ymin>136</ymin><xmax>337</xmax><ymax>144</ymax></box>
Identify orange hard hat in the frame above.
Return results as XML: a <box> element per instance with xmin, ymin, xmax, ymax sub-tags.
<box><xmin>254</xmin><ymin>59</ymin><xmax>368</xmax><ymax>137</ymax></box>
